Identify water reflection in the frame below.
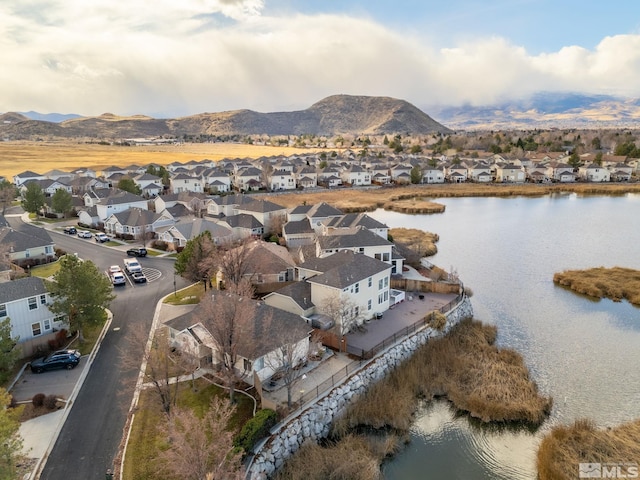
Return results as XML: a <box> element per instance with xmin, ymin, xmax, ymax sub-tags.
<box><xmin>373</xmin><ymin>194</ymin><xmax>640</xmax><ymax>479</ymax></box>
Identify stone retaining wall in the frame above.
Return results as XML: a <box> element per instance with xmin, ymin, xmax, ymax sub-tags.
<box><xmin>247</xmin><ymin>295</ymin><xmax>473</xmax><ymax>479</ymax></box>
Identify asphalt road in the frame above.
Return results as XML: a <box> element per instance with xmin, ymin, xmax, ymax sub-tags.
<box><xmin>13</xmin><ymin>223</ymin><xmax>190</xmax><ymax>479</ymax></box>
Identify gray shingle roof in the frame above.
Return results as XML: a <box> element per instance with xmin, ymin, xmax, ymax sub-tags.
<box><xmin>322</xmin><ymin>213</ymin><xmax>388</xmax><ymax>231</ymax></box>
<box><xmin>237</xmin><ymin>199</ymin><xmax>286</xmax><ymax>214</ymax></box>
<box><xmin>318</xmin><ymin>226</ymin><xmax>391</xmax><ymax>250</ymax></box>
<box><xmin>283</xmin><ymin>219</ymin><xmax>314</xmax><ymax>235</ymax></box>
<box><xmin>0</xmin><ymin>277</ymin><xmax>47</xmax><ymax>304</ymax></box>
<box><xmin>301</xmin><ymin>250</ymin><xmax>391</xmax><ymax>288</ymax></box>
<box><xmin>0</xmin><ymin>224</ymin><xmax>53</xmax><ymax>251</ymax></box>
<box><xmin>224</xmin><ymin>214</ymin><xmax>263</xmax><ymax>229</ymax></box>
<box><xmin>271</xmin><ymin>281</ymin><xmax>314</xmax><ymax>310</ymax></box>
<box><xmin>307</xmin><ymin>202</ymin><xmax>343</xmax><ymax>218</ymax></box>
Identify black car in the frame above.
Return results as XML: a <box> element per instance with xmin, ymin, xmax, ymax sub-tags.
<box><xmin>30</xmin><ymin>349</ymin><xmax>81</xmax><ymax>373</ymax></box>
<box><xmin>126</xmin><ymin>247</ymin><xmax>147</xmax><ymax>257</ymax></box>
<box><xmin>63</xmin><ymin>226</ymin><xmax>77</xmax><ymax>235</ymax></box>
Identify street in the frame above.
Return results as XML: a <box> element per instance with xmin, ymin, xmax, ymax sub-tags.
<box><xmin>8</xmin><ymin>219</ymin><xmax>190</xmax><ymax>479</ymax></box>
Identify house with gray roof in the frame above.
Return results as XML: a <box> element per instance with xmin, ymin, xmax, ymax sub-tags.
<box><xmin>217</xmin><ymin>214</ymin><xmax>264</xmax><ymax>240</ymax></box>
<box><xmin>262</xmin><ymin>282</ymin><xmax>314</xmax><ymax>317</ymax></box>
<box><xmin>164</xmin><ymin>296</ymin><xmax>311</xmax><ymax>382</ymax></box>
<box><xmin>0</xmin><ymin>223</ymin><xmax>55</xmax><ymax>267</ymax></box>
<box><xmin>296</xmin><ymin>250</ymin><xmax>393</xmax><ymax>334</ymax></box>
<box><xmin>156</xmin><ymin>217</ymin><xmax>233</xmax><ymax>250</ymax></box>
<box><xmin>104</xmin><ymin>207</ymin><xmax>174</xmax><ymax>239</ymax></box>
<box><xmin>235</xmin><ymin>199</ymin><xmax>287</xmax><ymax>235</ymax></box>
<box><xmin>0</xmin><ymin>276</ymin><xmax>67</xmax><ymax>354</ymax></box>
<box><xmin>322</xmin><ymin>213</ymin><xmax>389</xmax><ymax>239</ymax></box>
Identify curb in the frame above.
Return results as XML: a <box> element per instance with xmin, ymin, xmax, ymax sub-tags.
<box><xmin>29</xmin><ymin>309</ymin><xmax>114</xmax><ymax>480</ymax></box>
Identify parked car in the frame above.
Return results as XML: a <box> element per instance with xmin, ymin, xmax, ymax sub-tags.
<box><xmin>77</xmin><ymin>230</ymin><xmax>92</xmax><ymax>238</ymax></box>
<box><xmin>131</xmin><ymin>271</ymin><xmax>147</xmax><ymax>283</ymax></box>
<box><xmin>123</xmin><ymin>258</ymin><xmax>142</xmax><ymax>274</ymax></box>
<box><xmin>108</xmin><ymin>265</ymin><xmax>122</xmax><ymax>275</ymax></box>
<box><xmin>111</xmin><ymin>272</ymin><xmax>126</xmax><ymax>286</ymax></box>
<box><xmin>63</xmin><ymin>226</ymin><xmax>77</xmax><ymax>235</ymax></box>
<box><xmin>30</xmin><ymin>349</ymin><xmax>81</xmax><ymax>373</ymax></box>
<box><xmin>126</xmin><ymin>247</ymin><xmax>147</xmax><ymax>257</ymax></box>
<box><xmin>94</xmin><ymin>232</ymin><xmax>109</xmax><ymax>243</ymax></box>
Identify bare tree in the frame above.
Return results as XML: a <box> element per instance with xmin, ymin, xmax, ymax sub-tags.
<box><xmin>219</xmin><ymin>238</ymin><xmax>254</xmax><ymax>287</ymax></box>
<box><xmin>318</xmin><ymin>291</ymin><xmax>364</xmax><ymax>335</ymax></box>
<box><xmin>0</xmin><ymin>182</ymin><xmax>15</xmax><ymax>216</ymax></box>
<box><xmin>158</xmin><ymin>397</ymin><xmax>243</xmax><ymax>480</ymax></box>
<box><xmin>260</xmin><ymin>160</ymin><xmax>274</xmax><ymax>191</ymax></box>
<box><xmin>121</xmin><ymin>323</ymin><xmax>194</xmax><ymax>416</ymax></box>
<box><xmin>196</xmin><ymin>280</ymin><xmax>257</xmax><ymax>403</ymax></box>
<box><xmin>263</xmin><ymin>323</ymin><xmax>309</xmax><ymax>408</ymax></box>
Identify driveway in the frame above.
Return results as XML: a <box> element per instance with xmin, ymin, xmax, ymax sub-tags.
<box><xmin>11</xmin><ymin>357</ymin><xmax>87</xmax><ymax>402</ymax></box>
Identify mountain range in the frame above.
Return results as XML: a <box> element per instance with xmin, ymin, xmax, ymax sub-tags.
<box><xmin>427</xmin><ymin>92</ymin><xmax>640</xmax><ymax>130</ymax></box>
<box><xmin>0</xmin><ymin>95</ymin><xmax>450</xmax><ymax>140</ymax></box>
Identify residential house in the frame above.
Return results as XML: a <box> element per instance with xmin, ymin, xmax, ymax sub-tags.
<box><xmin>202</xmin><ymin>169</ymin><xmax>232</xmax><ymax>193</ymax></box>
<box><xmin>495</xmin><ymin>164</ymin><xmax>525</xmax><ymax>183</ymax></box>
<box><xmin>546</xmin><ymin>162</ymin><xmax>575</xmax><ymax>182</ymax></box>
<box><xmin>13</xmin><ymin>171</ymin><xmax>45</xmax><ymax>187</ymax></box>
<box><xmin>0</xmin><ymin>223</ymin><xmax>56</xmax><ymax>267</ymax></box>
<box><xmin>104</xmin><ymin>207</ymin><xmax>175</xmax><ymax>239</ymax></box>
<box><xmin>305</xmin><ymin>202</ymin><xmax>344</xmax><ymax>233</ymax></box>
<box><xmin>217</xmin><ymin>214</ymin><xmax>264</xmax><ymax>240</ymax></box>
<box><xmin>282</xmin><ymin>219</ymin><xmax>316</xmax><ymax>248</ymax></box>
<box><xmin>0</xmin><ymin>277</ymin><xmax>67</xmax><ymax>355</ymax></box>
<box><xmin>134</xmin><ymin>173</ymin><xmax>163</xmax><ymax>197</ymax></box>
<box><xmin>445</xmin><ymin>164</ymin><xmax>468</xmax><ymax>183</ymax></box>
<box><xmin>88</xmin><ymin>190</ymin><xmax>148</xmax><ymax>223</ymax></box>
<box><xmin>341</xmin><ymin>165</ymin><xmax>371</xmax><ymax>186</ymax></box>
<box><xmin>235</xmin><ymin>240</ymin><xmax>296</xmax><ymax>287</ymax></box>
<box><xmin>156</xmin><ymin>217</ymin><xmax>233</xmax><ymax>250</ymax></box>
<box><xmin>322</xmin><ymin>213</ymin><xmax>389</xmax><ymax>240</ymax></box>
<box><xmin>467</xmin><ymin>163</ymin><xmax>492</xmax><ymax>183</ymax></box>
<box><xmin>171</xmin><ymin>173</ymin><xmax>204</xmax><ymax>194</ymax></box>
<box><xmin>293</xmin><ymin>166</ymin><xmax>318</xmax><ymax>189</ymax></box>
<box><xmin>296</xmin><ymin>250</ymin><xmax>393</xmax><ymax>334</ymax></box>
<box><xmin>263</xmin><ymin>281</ymin><xmax>315</xmax><ymax>318</ymax></box>
<box><xmin>269</xmin><ymin>169</ymin><xmax>296</xmax><ymax>191</ymax></box>
<box><xmin>234</xmin><ymin>167</ymin><xmax>263</xmax><ymax>192</ymax></box>
<box><xmin>155</xmin><ymin>192</ymin><xmax>209</xmax><ymax>218</ymax></box>
<box><xmin>207</xmin><ymin>194</ymin><xmax>254</xmax><ymax>217</ymax></box>
<box><xmin>21</xmin><ymin>179</ymin><xmax>73</xmax><ymax>197</ymax></box>
<box><xmin>234</xmin><ymin>199</ymin><xmax>287</xmax><ymax>235</ymax></box>
<box><xmin>421</xmin><ymin>167</ymin><xmax>445</xmax><ymax>184</ymax></box>
<box><xmin>164</xmin><ymin>297</ymin><xmax>311</xmax><ymax>381</ymax></box>
<box><xmin>578</xmin><ymin>164</ymin><xmax>611</xmax><ymax>182</ymax></box>
<box><xmin>608</xmin><ymin>162</ymin><xmax>633</xmax><ymax>182</ymax></box>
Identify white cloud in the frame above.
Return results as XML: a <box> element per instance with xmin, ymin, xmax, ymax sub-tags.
<box><xmin>1</xmin><ymin>2</ymin><xmax>640</xmax><ymax>116</ymax></box>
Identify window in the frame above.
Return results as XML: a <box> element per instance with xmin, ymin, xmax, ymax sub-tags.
<box><xmin>254</xmin><ymin>357</ymin><xmax>264</xmax><ymax>371</ymax></box>
<box><xmin>384</xmin><ymin>277</ymin><xmax>389</xmax><ymax>287</ymax></box>
<box><xmin>0</xmin><ymin>304</ymin><xmax>5</xmax><ymax>318</ymax></box>
<box><xmin>368</xmin><ymin>299</ymin><xmax>372</xmax><ymax>310</ymax></box>
<box><xmin>28</xmin><ymin>297</ymin><xmax>37</xmax><ymax>310</ymax></box>
<box><xmin>368</xmin><ymin>277</ymin><xmax>372</xmax><ymax>288</ymax></box>
<box><xmin>355</xmin><ymin>283</ymin><xmax>359</xmax><ymax>293</ymax></box>
<box><xmin>31</xmin><ymin>322</ymin><xmax>42</xmax><ymax>337</ymax></box>
<box><xmin>25</xmin><ymin>250</ymin><xmax>30</xmax><ymax>258</ymax></box>
<box><xmin>243</xmin><ymin>359</ymin><xmax>252</xmax><ymax>372</ymax></box>
<box><xmin>40</xmin><ymin>294</ymin><xmax>47</xmax><ymax>305</ymax></box>
<box><xmin>378</xmin><ymin>279</ymin><xmax>383</xmax><ymax>290</ymax></box>
<box><xmin>43</xmin><ymin>319</ymin><xmax>51</xmax><ymax>331</ymax></box>
<box><xmin>378</xmin><ymin>293</ymin><xmax>383</xmax><ymax>304</ymax></box>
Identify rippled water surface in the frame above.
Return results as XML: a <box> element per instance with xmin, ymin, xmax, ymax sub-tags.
<box><xmin>371</xmin><ymin>194</ymin><xmax>640</xmax><ymax>479</ymax></box>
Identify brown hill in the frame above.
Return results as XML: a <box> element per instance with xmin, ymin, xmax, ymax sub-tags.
<box><xmin>0</xmin><ymin>95</ymin><xmax>450</xmax><ymax>140</ymax></box>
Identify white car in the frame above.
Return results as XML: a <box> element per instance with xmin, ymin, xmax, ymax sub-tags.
<box><xmin>108</xmin><ymin>265</ymin><xmax>122</xmax><ymax>275</ymax></box>
<box><xmin>111</xmin><ymin>272</ymin><xmax>126</xmax><ymax>286</ymax></box>
<box><xmin>77</xmin><ymin>230</ymin><xmax>92</xmax><ymax>238</ymax></box>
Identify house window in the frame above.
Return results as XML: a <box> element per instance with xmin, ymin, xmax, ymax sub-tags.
<box><xmin>254</xmin><ymin>357</ymin><xmax>264</xmax><ymax>371</ymax></box>
<box><xmin>25</xmin><ymin>250</ymin><xmax>30</xmax><ymax>258</ymax></box>
<box><xmin>243</xmin><ymin>359</ymin><xmax>252</xmax><ymax>372</ymax></box>
<box><xmin>0</xmin><ymin>304</ymin><xmax>5</xmax><ymax>317</ymax></box>
<box><xmin>45</xmin><ymin>246</ymin><xmax>54</xmax><ymax>254</ymax></box>
<box><xmin>43</xmin><ymin>319</ymin><xmax>51</xmax><ymax>331</ymax></box>
<box><xmin>368</xmin><ymin>299</ymin><xmax>372</xmax><ymax>310</ymax></box>
<box><xmin>355</xmin><ymin>283</ymin><xmax>359</xmax><ymax>293</ymax></box>
<box><xmin>40</xmin><ymin>294</ymin><xmax>47</xmax><ymax>305</ymax></box>
<box><xmin>28</xmin><ymin>297</ymin><xmax>37</xmax><ymax>310</ymax></box>
<box><xmin>368</xmin><ymin>277</ymin><xmax>372</xmax><ymax>288</ymax></box>
<box><xmin>378</xmin><ymin>279</ymin><xmax>383</xmax><ymax>290</ymax></box>
<box><xmin>384</xmin><ymin>277</ymin><xmax>389</xmax><ymax>287</ymax></box>
<box><xmin>378</xmin><ymin>293</ymin><xmax>383</xmax><ymax>304</ymax></box>
<box><xmin>31</xmin><ymin>322</ymin><xmax>42</xmax><ymax>337</ymax></box>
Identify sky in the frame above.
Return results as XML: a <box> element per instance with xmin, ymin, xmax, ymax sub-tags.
<box><xmin>2</xmin><ymin>0</ymin><xmax>640</xmax><ymax>117</ymax></box>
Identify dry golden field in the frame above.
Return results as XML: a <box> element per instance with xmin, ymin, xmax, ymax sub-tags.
<box><xmin>0</xmin><ymin>141</ymin><xmax>321</xmax><ymax>178</ymax></box>
<box><xmin>553</xmin><ymin>266</ymin><xmax>640</xmax><ymax>305</ymax></box>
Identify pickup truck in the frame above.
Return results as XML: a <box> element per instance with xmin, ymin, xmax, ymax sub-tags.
<box><xmin>123</xmin><ymin>258</ymin><xmax>142</xmax><ymax>274</ymax></box>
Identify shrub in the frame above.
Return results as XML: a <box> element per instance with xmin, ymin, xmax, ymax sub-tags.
<box><xmin>233</xmin><ymin>408</ymin><xmax>278</xmax><ymax>453</ymax></box>
<box><xmin>428</xmin><ymin>311</ymin><xmax>447</xmax><ymax>331</ymax></box>
<box><xmin>44</xmin><ymin>394</ymin><xmax>58</xmax><ymax>410</ymax></box>
<box><xmin>54</xmin><ymin>247</ymin><xmax>67</xmax><ymax>258</ymax></box>
<box><xmin>32</xmin><ymin>393</ymin><xmax>45</xmax><ymax>407</ymax></box>
<box><xmin>151</xmin><ymin>240</ymin><xmax>168</xmax><ymax>251</ymax></box>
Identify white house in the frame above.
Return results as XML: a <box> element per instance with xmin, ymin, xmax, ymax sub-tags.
<box><xmin>296</xmin><ymin>250</ymin><xmax>393</xmax><ymax>334</ymax></box>
<box><xmin>171</xmin><ymin>173</ymin><xmax>204</xmax><ymax>193</ymax></box>
<box><xmin>579</xmin><ymin>164</ymin><xmax>611</xmax><ymax>182</ymax></box>
<box><xmin>269</xmin><ymin>169</ymin><xmax>296</xmax><ymax>191</ymax></box>
<box><xmin>495</xmin><ymin>164</ymin><xmax>525</xmax><ymax>183</ymax></box>
<box><xmin>0</xmin><ymin>277</ymin><xmax>67</xmax><ymax>353</ymax></box>
<box><xmin>104</xmin><ymin>207</ymin><xmax>175</xmax><ymax>239</ymax></box>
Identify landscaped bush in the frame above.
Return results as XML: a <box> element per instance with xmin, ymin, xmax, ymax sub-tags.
<box><xmin>151</xmin><ymin>240</ymin><xmax>168</xmax><ymax>251</ymax></box>
<box><xmin>44</xmin><ymin>394</ymin><xmax>58</xmax><ymax>410</ymax></box>
<box><xmin>233</xmin><ymin>408</ymin><xmax>278</xmax><ymax>453</ymax></box>
<box><xmin>32</xmin><ymin>393</ymin><xmax>45</xmax><ymax>408</ymax></box>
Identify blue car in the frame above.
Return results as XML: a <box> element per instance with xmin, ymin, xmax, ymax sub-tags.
<box><xmin>30</xmin><ymin>349</ymin><xmax>81</xmax><ymax>373</ymax></box>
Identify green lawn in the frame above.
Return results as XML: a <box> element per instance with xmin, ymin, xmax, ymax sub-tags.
<box><xmin>30</xmin><ymin>261</ymin><xmax>61</xmax><ymax>278</ymax></box>
<box><xmin>163</xmin><ymin>283</ymin><xmax>205</xmax><ymax>305</ymax></box>
<box><xmin>123</xmin><ymin>379</ymin><xmax>255</xmax><ymax>480</ymax></box>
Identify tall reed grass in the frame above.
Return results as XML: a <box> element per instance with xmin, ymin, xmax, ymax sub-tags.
<box><xmin>537</xmin><ymin>418</ymin><xmax>640</xmax><ymax>480</ymax></box>
<box><xmin>554</xmin><ymin>266</ymin><xmax>640</xmax><ymax>305</ymax></box>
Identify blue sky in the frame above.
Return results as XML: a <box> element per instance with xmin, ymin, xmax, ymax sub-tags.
<box><xmin>1</xmin><ymin>0</ymin><xmax>639</xmax><ymax>117</ymax></box>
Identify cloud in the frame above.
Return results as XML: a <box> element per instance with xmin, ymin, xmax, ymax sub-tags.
<box><xmin>1</xmin><ymin>1</ymin><xmax>640</xmax><ymax>116</ymax></box>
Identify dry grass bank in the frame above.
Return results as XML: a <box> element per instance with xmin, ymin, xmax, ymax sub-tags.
<box><xmin>0</xmin><ymin>141</ymin><xmax>320</xmax><ymax>178</ymax></box>
<box><xmin>334</xmin><ymin>318</ymin><xmax>552</xmax><ymax>432</ymax></box>
<box><xmin>553</xmin><ymin>266</ymin><xmax>640</xmax><ymax>306</ymax></box>
<box><xmin>275</xmin><ymin>319</ymin><xmax>550</xmax><ymax>479</ymax></box>
<box><xmin>389</xmin><ymin>227</ymin><xmax>438</xmax><ymax>257</ymax></box>
<box><xmin>537</xmin><ymin>418</ymin><xmax>640</xmax><ymax>480</ymax></box>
